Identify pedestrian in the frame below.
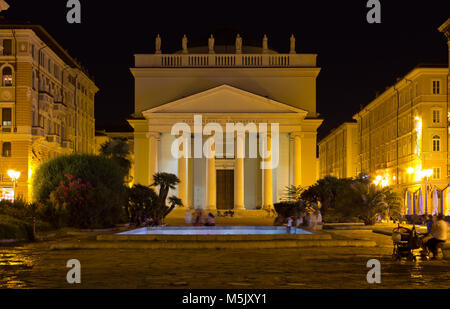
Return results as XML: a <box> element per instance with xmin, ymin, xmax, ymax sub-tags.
<box><xmin>185</xmin><ymin>210</ymin><xmax>192</xmax><ymax>225</ymax></box>
<box><xmin>205</xmin><ymin>213</ymin><xmax>216</xmax><ymax>226</ymax></box>
<box><xmin>423</xmin><ymin>215</ymin><xmax>448</xmax><ymax>259</ymax></box>
<box><xmin>286</xmin><ymin>216</ymin><xmax>293</xmax><ymax>234</ymax></box>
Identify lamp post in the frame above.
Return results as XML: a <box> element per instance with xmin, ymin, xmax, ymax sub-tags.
<box><xmin>7</xmin><ymin>169</ymin><xmax>20</xmax><ymax>201</ymax></box>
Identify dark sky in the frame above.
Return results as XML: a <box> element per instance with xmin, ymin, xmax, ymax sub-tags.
<box><xmin>3</xmin><ymin>0</ymin><xmax>449</xmax><ymax>139</ymax></box>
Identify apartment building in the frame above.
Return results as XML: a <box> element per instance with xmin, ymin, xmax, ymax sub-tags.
<box><xmin>0</xmin><ymin>24</ymin><xmax>98</xmax><ymax>201</ymax></box>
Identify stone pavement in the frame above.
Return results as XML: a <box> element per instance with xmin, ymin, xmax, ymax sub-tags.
<box><xmin>1</xmin><ymin>226</ymin><xmax>449</xmax><ymax>289</ymax></box>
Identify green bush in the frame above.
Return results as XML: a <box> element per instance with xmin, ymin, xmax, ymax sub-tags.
<box><xmin>0</xmin><ymin>215</ymin><xmax>32</xmax><ymax>241</ymax></box>
<box><xmin>32</xmin><ymin>154</ymin><xmax>127</xmax><ymax>229</ymax></box>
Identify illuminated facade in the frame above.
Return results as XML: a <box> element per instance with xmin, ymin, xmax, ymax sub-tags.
<box><xmin>129</xmin><ymin>35</ymin><xmax>323</xmax><ymax>211</ymax></box>
<box><xmin>319</xmin><ymin>64</ymin><xmax>449</xmax><ymax>215</ymax></box>
<box><xmin>0</xmin><ymin>24</ymin><xmax>98</xmax><ymax>201</ymax></box>
<box><xmin>318</xmin><ymin>122</ymin><xmax>359</xmax><ymax>179</ymax></box>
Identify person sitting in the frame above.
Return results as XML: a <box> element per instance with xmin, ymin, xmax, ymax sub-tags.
<box><xmin>205</xmin><ymin>213</ymin><xmax>216</xmax><ymax>226</ymax></box>
<box><xmin>424</xmin><ymin>215</ymin><xmax>447</xmax><ymax>259</ymax></box>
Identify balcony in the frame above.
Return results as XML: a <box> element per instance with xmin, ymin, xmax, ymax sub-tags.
<box><xmin>46</xmin><ymin>134</ymin><xmax>61</xmax><ymax>144</ymax></box>
<box><xmin>38</xmin><ymin>91</ymin><xmax>54</xmax><ymax>111</ymax></box>
<box><xmin>31</xmin><ymin>126</ymin><xmax>45</xmax><ymax>137</ymax></box>
<box><xmin>62</xmin><ymin>140</ymin><xmax>74</xmax><ymax>149</ymax></box>
<box><xmin>135</xmin><ymin>53</ymin><xmax>317</xmax><ymax>68</ymax></box>
<box><xmin>53</xmin><ymin>101</ymin><xmax>67</xmax><ymax>114</ymax></box>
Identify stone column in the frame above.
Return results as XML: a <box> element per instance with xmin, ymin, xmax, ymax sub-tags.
<box><xmin>292</xmin><ymin>132</ymin><xmax>302</xmax><ymax>187</ymax></box>
<box><xmin>205</xmin><ymin>135</ymin><xmax>216</xmax><ymax>211</ymax></box>
<box><xmin>147</xmin><ymin>132</ymin><xmax>160</xmax><ymax>186</ymax></box>
<box><xmin>263</xmin><ymin>134</ymin><xmax>273</xmax><ymax>210</ymax></box>
<box><xmin>177</xmin><ymin>139</ymin><xmax>187</xmax><ymax>208</ymax></box>
<box><xmin>234</xmin><ymin>134</ymin><xmax>245</xmax><ymax>211</ymax></box>
<box><xmin>187</xmin><ymin>136</ymin><xmax>194</xmax><ymax>210</ymax></box>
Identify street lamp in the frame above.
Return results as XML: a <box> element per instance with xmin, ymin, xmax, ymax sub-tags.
<box><xmin>7</xmin><ymin>169</ymin><xmax>20</xmax><ymax>201</ymax></box>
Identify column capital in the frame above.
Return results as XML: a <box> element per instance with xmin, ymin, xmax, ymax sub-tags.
<box><xmin>290</xmin><ymin>132</ymin><xmax>303</xmax><ymax>138</ymax></box>
<box><xmin>146</xmin><ymin>131</ymin><xmax>161</xmax><ymax>140</ymax></box>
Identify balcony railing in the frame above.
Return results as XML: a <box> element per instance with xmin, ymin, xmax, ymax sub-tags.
<box><xmin>46</xmin><ymin>134</ymin><xmax>61</xmax><ymax>144</ymax></box>
<box><xmin>135</xmin><ymin>53</ymin><xmax>317</xmax><ymax>68</ymax></box>
<box><xmin>62</xmin><ymin>140</ymin><xmax>74</xmax><ymax>149</ymax></box>
<box><xmin>31</xmin><ymin>126</ymin><xmax>45</xmax><ymax>137</ymax></box>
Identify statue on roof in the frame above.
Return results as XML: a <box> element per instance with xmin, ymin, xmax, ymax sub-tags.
<box><xmin>235</xmin><ymin>34</ymin><xmax>242</xmax><ymax>54</ymax></box>
<box><xmin>182</xmin><ymin>34</ymin><xmax>188</xmax><ymax>54</ymax></box>
<box><xmin>0</xmin><ymin>0</ymin><xmax>9</xmax><ymax>12</ymax></box>
<box><xmin>290</xmin><ymin>34</ymin><xmax>296</xmax><ymax>54</ymax></box>
<box><xmin>208</xmin><ymin>34</ymin><xmax>215</xmax><ymax>54</ymax></box>
<box><xmin>155</xmin><ymin>34</ymin><xmax>161</xmax><ymax>54</ymax></box>
<box><xmin>262</xmin><ymin>34</ymin><xmax>268</xmax><ymax>53</ymax></box>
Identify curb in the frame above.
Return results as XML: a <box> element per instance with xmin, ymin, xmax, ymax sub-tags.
<box><xmin>49</xmin><ymin>239</ymin><xmax>377</xmax><ymax>250</ymax></box>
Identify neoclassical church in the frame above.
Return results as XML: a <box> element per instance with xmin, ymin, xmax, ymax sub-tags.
<box><xmin>129</xmin><ymin>34</ymin><xmax>322</xmax><ymax>211</ymax></box>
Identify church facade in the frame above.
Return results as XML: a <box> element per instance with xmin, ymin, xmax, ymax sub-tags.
<box><xmin>129</xmin><ymin>35</ymin><xmax>322</xmax><ymax>211</ymax></box>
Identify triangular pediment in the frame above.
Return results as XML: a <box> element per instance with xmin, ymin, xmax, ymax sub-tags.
<box><xmin>143</xmin><ymin>85</ymin><xmax>308</xmax><ymax>115</ymax></box>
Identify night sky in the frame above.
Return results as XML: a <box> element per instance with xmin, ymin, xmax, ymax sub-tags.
<box><xmin>2</xmin><ymin>1</ymin><xmax>449</xmax><ymax>139</ymax></box>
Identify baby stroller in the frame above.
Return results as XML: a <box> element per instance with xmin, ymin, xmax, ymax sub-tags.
<box><xmin>391</xmin><ymin>225</ymin><xmax>426</xmax><ymax>261</ymax></box>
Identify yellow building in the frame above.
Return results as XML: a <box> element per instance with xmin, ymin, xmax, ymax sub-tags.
<box><xmin>0</xmin><ymin>24</ymin><xmax>98</xmax><ymax>201</ymax></box>
<box><xmin>318</xmin><ymin>122</ymin><xmax>359</xmax><ymax>179</ymax></box>
<box><xmin>319</xmin><ymin>64</ymin><xmax>449</xmax><ymax>215</ymax></box>
<box><xmin>129</xmin><ymin>35</ymin><xmax>323</xmax><ymax>211</ymax></box>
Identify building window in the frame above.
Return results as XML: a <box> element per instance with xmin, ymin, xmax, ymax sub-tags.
<box><xmin>432</xmin><ymin>80</ymin><xmax>441</xmax><ymax>94</ymax></box>
<box><xmin>432</xmin><ymin>110</ymin><xmax>440</xmax><ymax>124</ymax></box>
<box><xmin>432</xmin><ymin>135</ymin><xmax>441</xmax><ymax>152</ymax></box>
<box><xmin>2</xmin><ymin>39</ymin><xmax>12</xmax><ymax>56</ymax></box>
<box><xmin>433</xmin><ymin>167</ymin><xmax>441</xmax><ymax>180</ymax></box>
<box><xmin>2</xmin><ymin>67</ymin><xmax>13</xmax><ymax>86</ymax></box>
<box><xmin>2</xmin><ymin>108</ymin><xmax>12</xmax><ymax>126</ymax></box>
<box><xmin>2</xmin><ymin>142</ymin><xmax>11</xmax><ymax>157</ymax></box>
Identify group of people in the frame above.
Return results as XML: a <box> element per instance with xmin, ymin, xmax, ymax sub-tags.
<box><xmin>286</xmin><ymin>211</ymin><xmax>323</xmax><ymax>233</ymax></box>
<box><xmin>421</xmin><ymin>214</ymin><xmax>448</xmax><ymax>259</ymax></box>
<box><xmin>185</xmin><ymin>210</ymin><xmax>216</xmax><ymax>226</ymax></box>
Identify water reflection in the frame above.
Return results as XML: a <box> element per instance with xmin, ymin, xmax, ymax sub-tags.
<box><xmin>0</xmin><ymin>249</ymin><xmax>35</xmax><ymax>289</ymax></box>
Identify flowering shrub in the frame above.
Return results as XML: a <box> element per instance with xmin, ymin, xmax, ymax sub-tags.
<box><xmin>52</xmin><ymin>174</ymin><xmax>95</xmax><ymax>228</ymax></box>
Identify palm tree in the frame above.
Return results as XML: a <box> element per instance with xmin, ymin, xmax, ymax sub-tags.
<box><xmin>152</xmin><ymin>173</ymin><xmax>182</xmax><ymax>219</ymax></box>
<box><xmin>99</xmin><ymin>138</ymin><xmax>131</xmax><ymax>177</ymax></box>
<box><xmin>350</xmin><ymin>183</ymin><xmax>388</xmax><ymax>225</ymax></box>
<box><xmin>164</xmin><ymin>196</ymin><xmax>183</xmax><ymax>218</ymax></box>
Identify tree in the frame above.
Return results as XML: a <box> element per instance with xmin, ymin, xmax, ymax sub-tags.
<box><xmin>32</xmin><ymin>154</ymin><xmax>127</xmax><ymax>228</ymax></box>
<box><xmin>301</xmin><ymin>176</ymin><xmax>353</xmax><ymax>215</ymax></box>
<box><xmin>382</xmin><ymin>187</ymin><xmax>402</xmax><ymax>221</ymax></box>
<box><xmin>151</xmin><ymin>172</ymin><xmax>183</xmax><ymax>219</ymax></box>
<box><xmin>345</xmin><ymin>183</ymin><xmax>388</xmax><ymax>225</ymax></box>
<box><xmin>127</xmin><ymin>184</ymin><xmax>158</xmax><ymax>225</ymax></box>
<box><xmin>99</xmin><ymin>138</ymin><xmax>131</xmax><ymax>179</ymax></box>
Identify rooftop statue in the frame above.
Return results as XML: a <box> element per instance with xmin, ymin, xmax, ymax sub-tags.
<box><xmin>208</xmin><ymin>34</ymin><xmax>215</xmax><ymax>54</ymax></box>
<box><xmin>235</xmin><ymin>34</ymin><xmax>242</xmax><ymax>54</ymax></box>
<box><xmin>182</xmin><ymin>34</ymin><xmax>188</xmax><ymax>54</ymax></box>
<box><xmin>290</xmin><ymin>34</ymin><xmax>296</xmax><ymax>54</ymax></box>
<box><xmin>262</xmin><ymin>34</ymin><xmax>268</xmax><ymax>53</ymax></box>
<box><xmin>155</xmin><ymin>34</ymin><xmax>161</xmax><ymax>54</ymax></box>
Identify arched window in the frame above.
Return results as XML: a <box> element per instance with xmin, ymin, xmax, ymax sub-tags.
<box><xmin>2</xmin><ymin>142</ymin><xmax>11</xmax><ymax>157</ymax></box>
<box><xmin>2</xmin><ymin>67</ymin><xmax>13</xmax><ymax>86</ymax></box>
<box><xmin>432</xmin><ymin>135</ymin><xmax>440</xmax><ymax>152</ymax></box>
